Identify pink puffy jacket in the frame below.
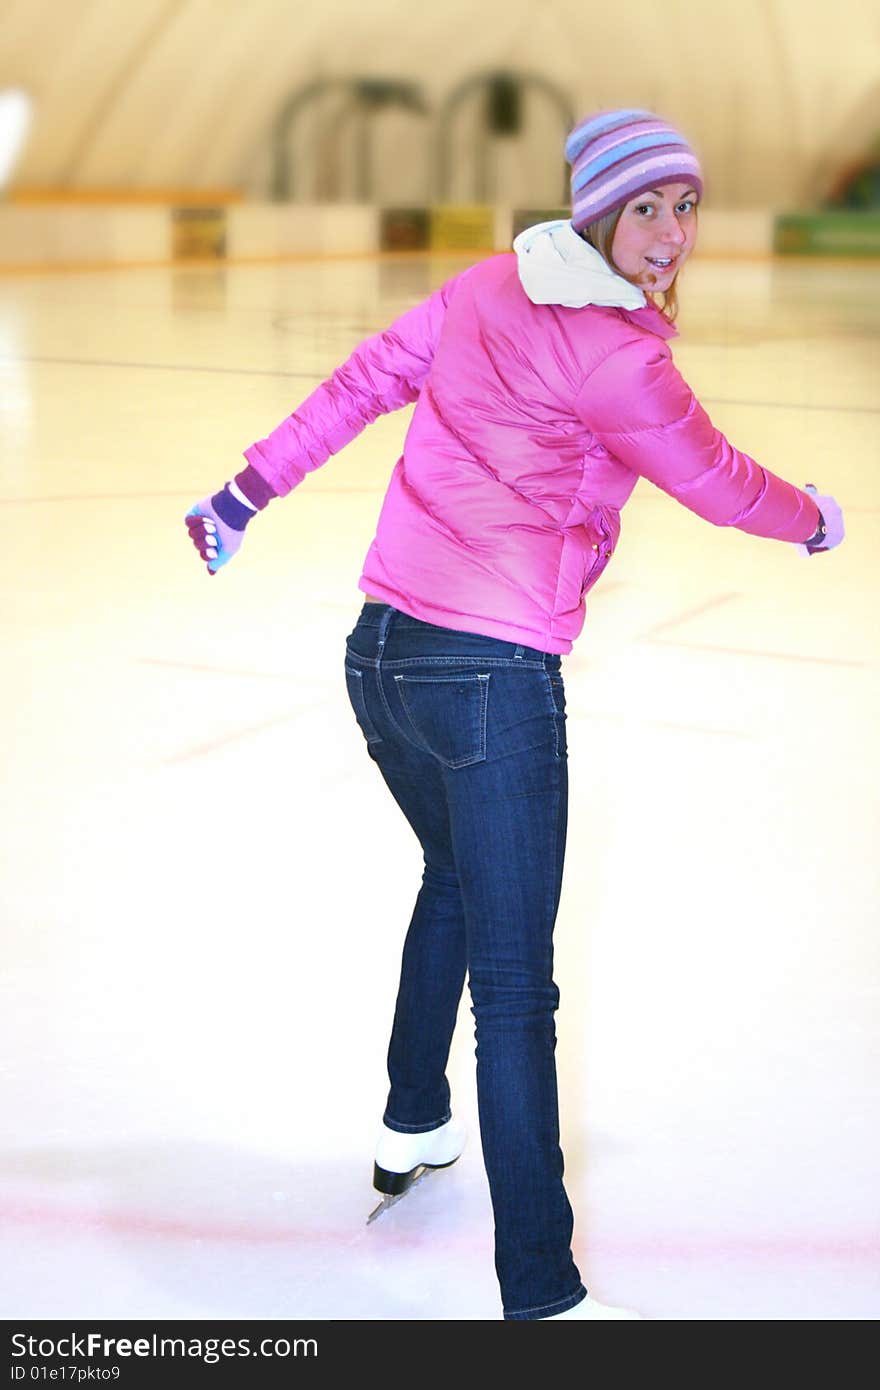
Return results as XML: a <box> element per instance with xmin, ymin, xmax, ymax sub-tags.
<box><xmin>243</xmin><ymin>251</ymin><xmax>821</xmax><ymax>655</ymax></box>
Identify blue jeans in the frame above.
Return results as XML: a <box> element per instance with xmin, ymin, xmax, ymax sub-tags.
<box><xmin>344</xmin><ymin>601</ymin><xmax>587</xmax><ymax>1320</ymax></box>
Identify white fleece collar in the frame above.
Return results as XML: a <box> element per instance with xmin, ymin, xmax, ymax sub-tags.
<box><xmin>513</xmin><ymin>218</ymin><xmax>648</xmax><ymax>310</ymax></box>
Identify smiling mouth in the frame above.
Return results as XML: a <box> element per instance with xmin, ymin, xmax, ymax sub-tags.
<box><xmin>645</xmin><ymin>256</ymin><xmax>678</xmax><ymax>268</ymax></box>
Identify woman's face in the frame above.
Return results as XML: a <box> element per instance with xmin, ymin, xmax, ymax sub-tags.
<box><xmin>610</xmin><ymin>181</ymin><xmax>699</xmax><ymax>289</ymax></box>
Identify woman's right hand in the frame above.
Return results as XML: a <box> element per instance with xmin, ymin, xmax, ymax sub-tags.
<box><xmin>797</xmin><ymin>485</ymin><xmax>844</xmax><ymax>557</ymax></box>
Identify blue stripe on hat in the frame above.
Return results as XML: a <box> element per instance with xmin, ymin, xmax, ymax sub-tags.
<box><xmin>564</xmin><ymin>109</ymin><xmax>655</xmax><ymax>164</ymax></box>
<box><xmin>571</xmin><ymin>132</ymin><xmax>690</xmax><ymax>194</ymax></box>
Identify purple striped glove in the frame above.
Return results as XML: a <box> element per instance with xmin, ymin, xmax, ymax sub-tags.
<box><xmin>185</xmin><ymin>465</ymin><xmax>276</xmax><ymax>575</ymax></box>
<box><xmin>796</xmin><ymin>484</ymin><xmax>845</xmax><ymax>558</ymax></box>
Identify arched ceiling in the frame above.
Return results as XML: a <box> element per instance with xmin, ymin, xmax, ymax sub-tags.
<box><xmin>2</xmin><ymin>0</ymin><xmax>878</xmax><ymax>205</ymax></box>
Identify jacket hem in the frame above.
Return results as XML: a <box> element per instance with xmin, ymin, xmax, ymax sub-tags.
<box><xmin>356</xmin><ymin>578</ymin><xmax>574</xmax><ymax>655</ymax></box>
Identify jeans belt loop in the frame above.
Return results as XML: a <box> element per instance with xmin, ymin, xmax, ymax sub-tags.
<box><xmin>513</xmin><ymin>645</ymin><xmax>525</xmax><ymax>661</ymax></box>
<box><xmin>376</xmin><ymin>605</ymin><xmax>395</xmax><ymax>660</ymax></box>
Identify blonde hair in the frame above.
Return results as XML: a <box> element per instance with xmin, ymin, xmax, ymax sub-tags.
<box><xmin>579</xmin><ymin>205</ymin><xmax>686</xmax><ymax>323</ymax></box>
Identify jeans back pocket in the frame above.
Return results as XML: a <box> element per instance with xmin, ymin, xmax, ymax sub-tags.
<box><xmin>394</xmin><ymin>671</ymin><xmax>490</xmax><ymax>769</ymax></box>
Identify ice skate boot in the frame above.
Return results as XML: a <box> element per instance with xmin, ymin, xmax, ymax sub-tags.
<box><xmin>367</xmin><ymin>1116</ymin><xmax>466</xmax><ymax>1224</ymax></box>
<box><xmin>540</xmin><ymin>1292</ymin><xmax>644</xmax><ymax>1320</ymax></box>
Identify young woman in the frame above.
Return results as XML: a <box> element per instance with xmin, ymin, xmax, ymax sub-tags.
<box><xmin>185</xmin><ymin>109</ymin><xmax>844</xmax><ymax>1321</ymax></box>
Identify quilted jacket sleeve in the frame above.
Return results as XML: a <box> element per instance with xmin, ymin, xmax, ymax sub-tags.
<box><xmin>574</xmin><ymin>337</ymin><xmax>822</xmax><ymax>543</ymax></box>
<box><xmin>242</xmin><ymin>268</ymin><xmax>472</xmax><ymax>497</ymax></box>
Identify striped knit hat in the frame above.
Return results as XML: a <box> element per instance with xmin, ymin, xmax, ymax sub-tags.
<box><xmin>566</xmin><ymin>109</ymin><xmax>703</xmax><ymax>231</ymax></box>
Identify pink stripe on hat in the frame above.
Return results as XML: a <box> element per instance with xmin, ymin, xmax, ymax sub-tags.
<box><xmin>572</xmin><ymin>154</ymin><xmax>702</xmax><ymax>225</ymax></box>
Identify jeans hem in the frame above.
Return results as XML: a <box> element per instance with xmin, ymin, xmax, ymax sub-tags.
<box><xmin>503</xmin><ymin>1284</ymin><xmax>587</xmax><ymax>1321</ymax></box>
<box><xmin>381</xmin><ymin>1109</ymin><xmax>453</xmax><ymax>1134</ymax></box>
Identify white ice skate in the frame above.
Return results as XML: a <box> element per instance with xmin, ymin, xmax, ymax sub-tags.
<box><xmin>540</xmin><ymin>1292</ymin><xmax>644</xmax><ymax>1320</ymax></box>
<box><xmin>367</xmin><ymin>1116</ymin><xmax>466</xmax><ymax>1224</ymax></box>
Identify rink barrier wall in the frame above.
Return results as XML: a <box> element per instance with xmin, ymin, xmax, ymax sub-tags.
<box><xmin>0</xmin><ymin>202</ymin><xmax>875</xmax><ymax>271</ymax></box>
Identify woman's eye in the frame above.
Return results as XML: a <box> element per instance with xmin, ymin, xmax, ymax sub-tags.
<box><xmin>677</xmin><ymin>200</ymin><xmax>696</xmax><ymax>213</ymax></box>
<box><xmin>635</xmin><ymin>204</ymin><xmax>654</xmax><ymax>216</ymax></box>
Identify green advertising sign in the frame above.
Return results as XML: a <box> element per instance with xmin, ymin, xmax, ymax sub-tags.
<box><xmin>774</xmin><ymin>213</ymin><xmax>880</xmax><ymax>257</ymax></box>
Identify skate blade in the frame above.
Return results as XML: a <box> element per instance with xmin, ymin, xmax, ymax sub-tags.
<box><xmin>366</xmin><ymin>1164</ymin><xmax>432</xmax><ymax>1225</ymax></box>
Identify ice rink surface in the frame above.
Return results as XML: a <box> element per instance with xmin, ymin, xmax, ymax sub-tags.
<box><xmin>0</xmin><ymin>249</ymin><xmax>877</xmax><ymax>1320</ymax></box>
